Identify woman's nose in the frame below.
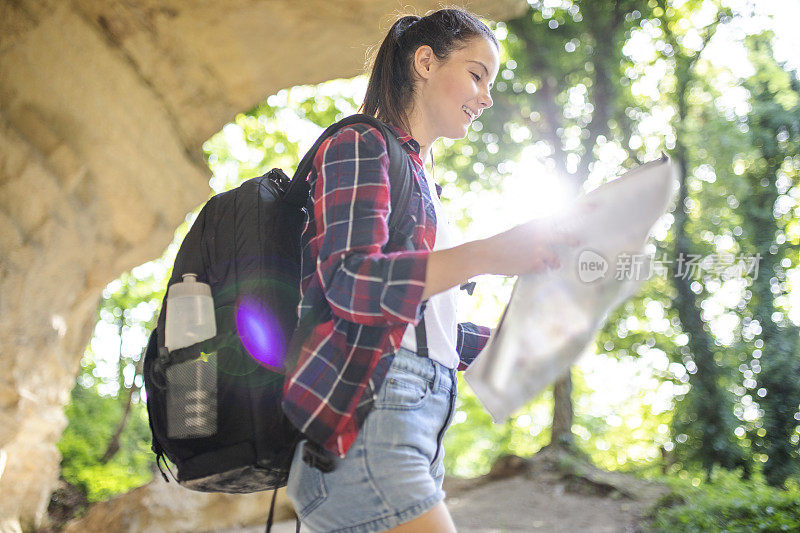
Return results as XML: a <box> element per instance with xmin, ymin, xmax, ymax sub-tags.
<box><xmin>479</xmin><ymin>90</ymin><xmax>493</xmax><ymax>110</ymax></box>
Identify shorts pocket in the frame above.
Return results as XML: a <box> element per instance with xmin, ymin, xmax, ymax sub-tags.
<box><xmin>286</xmin><ymin>440</ymin><xmax>327</xmax><ymax>518</ymax></box>
<box><xmin>374</xmin><ymin>368</ymin><xmax>431</xmax><ymax>411</ymax></box>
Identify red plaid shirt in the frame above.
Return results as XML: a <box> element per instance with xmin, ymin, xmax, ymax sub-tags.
<box><xmin>281</xmin><ymin>120</ymin><xmax>491</xmax><ymax>458</ymax></box>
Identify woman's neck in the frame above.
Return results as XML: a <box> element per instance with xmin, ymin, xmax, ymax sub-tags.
<box><xmin>419</xmin><ymin>145</ymin><xmax>432</xmax><ymax>165</ymax></box>
<box><xmin>405</xmin><ymin>107</ymin><xmax>435</xmax><ymax>164</ymax></box>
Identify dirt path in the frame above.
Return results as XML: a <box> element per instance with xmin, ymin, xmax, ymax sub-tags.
<box><xmin>445</xmin><ymin>475</ymin><xmax>652</xmax><ymax>532</ymax></box>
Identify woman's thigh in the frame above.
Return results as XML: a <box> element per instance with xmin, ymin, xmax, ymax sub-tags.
<box><xmin>385</xmin><ymin>501</ymin><xmax>457</xmax><ymax>533</ymax></box>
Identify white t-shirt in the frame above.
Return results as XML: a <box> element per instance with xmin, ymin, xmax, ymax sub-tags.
<box><xmin>400</xmin><ymin>172</ymin><xmax>460</xmax><ymax>369</ymax></box>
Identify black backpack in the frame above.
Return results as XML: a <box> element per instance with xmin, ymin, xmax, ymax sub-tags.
<box><xmin>142</xmin><ymin>115</ymin><xmax>414</xmax><ymax>508</ymax></box>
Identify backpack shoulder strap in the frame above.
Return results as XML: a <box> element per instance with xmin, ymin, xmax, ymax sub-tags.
<box><xmin>376</xmin><ymin>120</ymin><xmax>414</xmax><ymax>237</ymax></box>
<box><xmin>289</xmin><ymin>114</ymin><xmax>413</xmax><ymax>237</ymax></box>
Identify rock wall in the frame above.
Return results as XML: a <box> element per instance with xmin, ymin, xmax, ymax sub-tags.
<box><xmin>0</xmin><ymin>0</ymin><xmax>525</xmax><ymax>530</ymax></box>
<box><xmin>62</xmin><ymin>477</ymin><xmax>295</xmax><ymax>533</ymax></box>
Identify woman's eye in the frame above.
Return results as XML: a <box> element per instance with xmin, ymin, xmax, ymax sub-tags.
<box><xmin>471</xmin><ymin>72</ymin><xmax>481</xmax><ymax>81</ymax></box>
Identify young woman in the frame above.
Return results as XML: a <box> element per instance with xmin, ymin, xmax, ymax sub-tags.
<box><xmin>282</xmin><ymin>8</ymin><xmax>571</xmax><ymax>532</ymax></box>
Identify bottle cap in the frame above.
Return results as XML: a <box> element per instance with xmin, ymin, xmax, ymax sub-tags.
<box><xmin>167</xmin><ymin>272</ymin><xmax>213</xmax><ymax>299</ymax></box>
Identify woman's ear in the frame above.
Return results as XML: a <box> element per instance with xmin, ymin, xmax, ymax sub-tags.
<box><xmin>412</xmin><ymin>45</ymin><xmax>436</xmax><ymax>80</ymax></box>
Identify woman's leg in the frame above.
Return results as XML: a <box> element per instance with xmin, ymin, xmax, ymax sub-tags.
<box><xmin>386</xmin><ymin>501</ymin><xmax>457</xmax><ymax>532</ymax></box>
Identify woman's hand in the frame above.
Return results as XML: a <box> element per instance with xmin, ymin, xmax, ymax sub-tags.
<box><xmin>481</xmin><ymin>217</ymin><xmax>580</xmax><ymax>277</ymax></box>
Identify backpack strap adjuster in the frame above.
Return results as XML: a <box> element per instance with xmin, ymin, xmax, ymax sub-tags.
<box><xmin>460</xmin><ymin>281</ymin><xmax>476</xmax><ymax>295</ymax></box>
<box><xmin>301</xmin><ymin>440</ymin><xmax>336</xmax><ymax>473</ymax></box>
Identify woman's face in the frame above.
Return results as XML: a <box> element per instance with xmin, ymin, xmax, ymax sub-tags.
<box><xmin>411</xmin><ymin>36</ymin><xmax>500</xmax><ymax>141</ymax></box>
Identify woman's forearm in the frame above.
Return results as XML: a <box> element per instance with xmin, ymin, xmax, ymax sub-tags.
<box><xmin>421</xmin><ymin>239</ymin><xmax>493</xmax><ymax>301</ymax></box>
<box><xmin>420</xmin><ymin>217</ymin><xmax>575</xmax><ymax>301</ymax></box>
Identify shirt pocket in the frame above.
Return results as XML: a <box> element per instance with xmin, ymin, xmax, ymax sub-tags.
<box><xmin>374</xmin><ymin>367</ymin><xmax>431</xmax><ymax>411</ymax></box>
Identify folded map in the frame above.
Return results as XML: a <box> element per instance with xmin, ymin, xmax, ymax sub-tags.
<box><xmin>464</xmin><ymin>154</ymin><xmax>676</xmax><ymax>422</ymax></box>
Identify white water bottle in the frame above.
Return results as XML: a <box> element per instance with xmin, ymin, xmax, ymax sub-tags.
<box><xmin>164</xmin><ymin>273</ymin><xmax>216</xmax><ymax>351</ymax></box>
<box><xmin>164</xmin><ymin>273</ymin><xmax>218</xmax><ymax>439</ymax></box>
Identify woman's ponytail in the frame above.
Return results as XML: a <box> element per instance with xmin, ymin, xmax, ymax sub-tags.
<box><xmin>360</xmin><ymin>16</ymin><xmax>421</xmax><ymax>134</ymax></box>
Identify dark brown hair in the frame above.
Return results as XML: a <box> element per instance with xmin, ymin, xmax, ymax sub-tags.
<box><xmin>359</xmin><ymin>8</ymin><xmax>498</xmax><ymax>134</ymax></box>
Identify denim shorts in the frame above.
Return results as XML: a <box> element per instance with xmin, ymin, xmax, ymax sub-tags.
<box><xmin>285</xmin><ymin>346</ymin><xmax>458</xmax><ymax>533</ymax></box>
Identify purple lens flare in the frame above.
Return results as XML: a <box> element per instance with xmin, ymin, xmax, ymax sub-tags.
<box><xmin>235</xmin><ymin>295</ymin><xmax>285</xmax><ymax>371</ymax></box>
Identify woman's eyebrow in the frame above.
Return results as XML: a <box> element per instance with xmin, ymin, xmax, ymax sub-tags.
<box><xmin>468</xmin><ymin>60</ymin><xmax>490</xmax><ymax>77</ymax></box>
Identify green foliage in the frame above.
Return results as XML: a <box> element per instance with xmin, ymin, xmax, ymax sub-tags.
<box><xmin>445</xmin><ymin>376</ymin><xmax>553</xmax><ymax>478</ymax></box>
<box><xmin>203</xmin><ymin>81</ymin><xmax>361</xmax><ymax>192</ymax></box>
<box><xmin>571</xmin><ymin>364</ymin><xmax>674</xmax><ymax>475</ymax></box>
<box><xmin>444</xmin><ymin>363</ymin><xmax>674</xmax><ymax>478</ymax></box>
<box><xmin>734</xmin><ymin>33</ymin><xmax>800</xmax><ymax>487</ymax></box>
<box><xmin>650</xmin><ymin>467</ymin><xmax>800</xmax><ymax>532</ymax></box>
<box><xmin>57</xmin><ymin>387</ymin><xmax>153</xmax><ymax>502</ymax></box>
<box><xmin>57</xmin><ymin>264</ymin><xmax>169</xmax><ymax>502</ymax></box>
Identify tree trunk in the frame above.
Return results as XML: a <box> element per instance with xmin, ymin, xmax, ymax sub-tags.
<box><xmin>100</xmin><ymin>313</ymin><xmax>141</xmax><ymax>464</ymax></box>
<box><xmin>661</xmin><ymin>9</ymin><xmax>745</xmax><ymax>475</ymax></box>
<box><xmin>100</xmin><ymin>382</ymin><xmax>137</xmax><ymax>464</ymax></box>
<box><xmin>550</xmin><ymin>370</ymin><xmax>574</xmax><ymax>449</ymax></box>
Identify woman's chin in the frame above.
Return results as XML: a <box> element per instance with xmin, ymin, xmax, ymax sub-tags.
<box><xmin>438</xmin><ymin>118</ymin><xmax>470</xmax><ymax>140</ymax></box>
<box><xmin>453</xmin><ymin>122</ymin><xmax>470</xmax><ymax>139</ymax></box>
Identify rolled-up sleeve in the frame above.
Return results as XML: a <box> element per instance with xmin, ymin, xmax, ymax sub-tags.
<box><xmin>456</xmin><ymin>322</ymin><xmax>492</xmax><ymax>370</ymax></box>
<box><xmin>313</xmin><ymin>123</ymin><xmax>429</xmax><ymax>326</ymax></box>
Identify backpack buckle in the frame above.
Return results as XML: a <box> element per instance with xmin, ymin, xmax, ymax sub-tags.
<box><xmin>301</xmin><ymin>440</ymin><xmax>336</xmax><ymax>473</ymax></box>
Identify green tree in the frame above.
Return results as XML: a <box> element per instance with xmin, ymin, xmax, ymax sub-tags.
<box><xmin>737</xmin><ymin>34</ymin><xmax>800</xmax><ymax>486</ymax></box>
<box><xmin>651</xmin><ymin>0</ymin><xmax>751</xmax><ymax>477</ymax></box>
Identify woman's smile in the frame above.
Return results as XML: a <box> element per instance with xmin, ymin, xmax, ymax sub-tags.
<box><xmin>462</xmin><ymin>105</ymin><xmax>478</xmax><ymax>122</ymax></box>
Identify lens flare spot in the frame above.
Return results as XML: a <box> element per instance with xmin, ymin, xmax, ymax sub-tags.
<box><xmin>235</xmin><ymin>295</ymin><xmax>285</xmax><ymax>371</ymax></box>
